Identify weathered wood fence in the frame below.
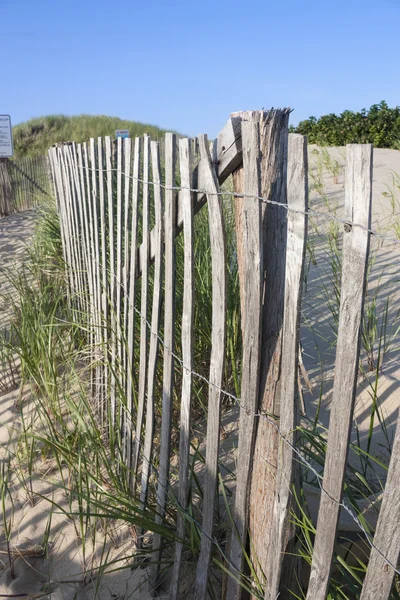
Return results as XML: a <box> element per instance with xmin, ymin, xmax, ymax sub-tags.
<box><xmin>0</xmin><ymin>155</ymin><xmax>51</xmax><ymax>217</ymax></box>
<box><xmin>48</xmin><ymin>110</ymin><xmax>400</xmax><ymax>600</ymax></box>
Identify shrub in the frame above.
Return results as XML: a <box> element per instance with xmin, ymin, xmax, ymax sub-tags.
<box><xmin>291</xmin><ymin>101</ymin><xmax>400</xmax><ymax>148</ymax></box>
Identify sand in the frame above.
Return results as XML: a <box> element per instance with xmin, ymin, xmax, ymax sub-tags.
<box><xmin>0</xmin><ymin>211</ymin><xmax>155</xmax><ymax>599</ymax></box>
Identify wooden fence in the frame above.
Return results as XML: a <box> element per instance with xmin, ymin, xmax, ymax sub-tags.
<box><xmin>48</xmin><ymin>110</ymin><xmax>400</xmax><ymax>600</ymax></box>
<box><xmin>0</xmin><ymin>155</ymin><xmax>51</xmax><ymax>216</ymax></box>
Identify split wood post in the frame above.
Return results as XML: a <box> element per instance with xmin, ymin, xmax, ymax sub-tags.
<box><xmin>359</xmin><ymin>413</ymin><xmax>400</xmax><ymax>600</ymax></box>
<box><xmin>169</xmin><ymin>137</ymin><xmax>194</xmax><ymax>600</ymax></box>
<box><xmin>152</xmin><ymin>132</ymin><xmax>177</xmax><ymax>584</ymax></box>
<box><xmin>139</xmin><ymin>140</ymin><xmax>164</xmax><ymax>513</ymax></box>
<box><xmin>228</xmin><ymin>108</ymin><xmax>291</xmax><ymax>597</ymax></box>
<box><xmin>264</xmin><ymin>134</ymin><xmax>308</xmax><ymax>599</ymax></box>
<box><xmin>98</xmin><ymin>137</ymin><xmax>109</xmax><ymax>423</ymax></box>
<box><xmin>249</xmin><ymin>108</ymin><xmax>290</xmax><ymax>593</ymax></box>
<box><xmin>226</xmin><ymin>114</ymin><xmax>263</xmax><ymax>600</ymax></box>
<box><xmin>306</xmin><ymin>144</ymin><xmax>373</xmax><ymax>600</ymax></box>
<box><xmin>194</xmin><ymin>134</ymin><xmax>227</xmax><ymax>600</ymax></box>
<box><xmin>133</xmin><ymin>134</ymin><xmax>151</xmax><ymax>482</ymax></box>
<box><xmin>125</xmin><ymin>137</ymin><xmax>141</xmax><ymax>473</ymax></box>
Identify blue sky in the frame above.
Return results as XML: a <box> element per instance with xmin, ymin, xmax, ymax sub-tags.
<box><xmin>3</xmin><ymin>0</ymin><xmax>400</xmax><ymax>137</ymax></box>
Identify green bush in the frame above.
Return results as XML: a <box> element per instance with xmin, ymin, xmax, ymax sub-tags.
<box><xmin>291</xmin><ymin>101</ymin><xmax>400</xmax><ymax>148</ymax></box>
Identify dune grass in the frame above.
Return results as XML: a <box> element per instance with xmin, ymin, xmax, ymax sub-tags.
<box><xmin>12</xmin><ymin>115</ymin><xmax>180</xmax><ymax>158</ymax></box>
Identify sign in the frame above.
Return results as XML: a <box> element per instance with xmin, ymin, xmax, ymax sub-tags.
<box><xmin>115</xmin><ymin>129</ymin><xmax>129</xmax><ymax>139</ymax></box>
<box><xmin>0</xmin><ymin>115</ymin><xmax>13</xmax><ymax>158</ymax></box>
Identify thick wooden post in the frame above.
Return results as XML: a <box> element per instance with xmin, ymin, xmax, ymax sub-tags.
<box><xmin>231</xmin><ymin>109</ymin><xmax>291</xmax><ymax>594</ymax></box>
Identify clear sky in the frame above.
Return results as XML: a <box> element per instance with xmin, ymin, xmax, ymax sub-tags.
<box><xmin>3</xmin><ymin>0</ymin><xmax>400</xmax><ymax>137</ymax></box>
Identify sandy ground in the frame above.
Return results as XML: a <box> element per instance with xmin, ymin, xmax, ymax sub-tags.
<box><xmin>0</xmin><ymin>211</ymin><xmax>155</xmax><ymax>600</ymax></box>
<box><xmin>302</xmin><ymin>146</ymin><xmax>400</xmax><ymax>479</ymax></box>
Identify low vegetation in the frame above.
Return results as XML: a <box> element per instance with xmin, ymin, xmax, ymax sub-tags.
<box><xmin>291</xmin><ymin>101</ymin><xmax>400</xmax><ymax>149</ymax></box>
<box><xmin>12</xmin><ymin>115</ymin><xmax>176</xmax><ymax>158</ymax></box>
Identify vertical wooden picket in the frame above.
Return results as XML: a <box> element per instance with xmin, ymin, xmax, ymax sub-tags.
<box><xmin>359</xmin><ymin>413</ymin><xmax>400</xmax><ymax>600</ymax></box>
<box><xmin>226</xmin><ymin>116</ymin><xmax>263</xmax><ymax>600</ymax></box>
<box><xmin>153</xmin><ymin>132</ymin><xmax>177</xmax><ymax>582</ymax></box>
<box><xmin>105</xmin><ymin>136</ymin><xmax>117</xmax><ymax>427</ymax></box>
<box><xmin>264</xmin><ymin>133</ymin><xmax>308</xmax><ymax>599</ymax></box>
<box><xmin>194</xmin><ymin>135</ymin><xmax>227</xmax><ymax>600</ymax></box>
<box><xmin>125</xmin><ymin>137</ymin><xmax>141</xmax><ymax>472</ymax></box>
<box><xmin>306</xmin><ymin>145</ymin><xmax>373</xmax><ymax>600</ymax></box>
<box><xmin>133</xmin><ymin>134</ymin><xmax>151</xmax><ymax>480</ymax></box>
<box><xmin>98</xmin><ymin>137</ymin><xmax>109</xmax><ymax>423</ymax></box>
<box><xmin>169</xmin><ymin>137</ymin><xmax>194</xmax><ymax>600</ymax></box>
<box><xmin>139</xmin><ymin>141</ymin><xmax>164</xmax><ymax>513</ymax></box>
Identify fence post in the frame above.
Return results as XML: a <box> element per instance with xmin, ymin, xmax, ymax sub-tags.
<box><xmin>226</xmin><ymin>112</ymin><xmax>263</xmax><ymax>600</ymax></box>
<box><xmin>306</xmin><ymin>144</ymin><xmax>373</xmax><ymax>600</ymax></box>
<box><xmin>229</xmin><ymin>109</ymin><xmax>291</xmax><ymax>596</ymax></box>
<box><xmin>360</xmin><ymin>413</ymin><xmax>400</xmax><ymax>600</ymax></box>
<box><xmin>264</xmin><ymin>133</ymin><xmax>308</xmax><ymax>599</ymax></box>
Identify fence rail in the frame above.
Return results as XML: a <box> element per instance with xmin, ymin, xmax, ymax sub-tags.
<box><xmin>48</xmin><ymin>111</ymin><xmax>400</xmax><ymax>600</ymax></box>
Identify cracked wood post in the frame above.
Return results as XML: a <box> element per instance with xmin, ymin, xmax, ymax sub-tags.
<box><xmin>230</xmin><ymin>108</ymin><xmax>292</xmax><ymax>597</ymax></box>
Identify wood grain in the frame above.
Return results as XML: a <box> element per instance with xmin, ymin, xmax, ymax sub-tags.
<box><xmin>306</xmin><ymin>144</ymin><xmax>373</xmax><ymax>600</ymax></box>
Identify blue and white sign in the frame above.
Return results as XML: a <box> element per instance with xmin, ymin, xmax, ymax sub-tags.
<box><xmin>115</xmin><ymin>130</ymin><xmax>129</xmax><ymax>139</ymax></box>
<box><xmin>0</xmin><ymin>115</ymin><xmax>13</xmax><ymax>158</ymax></box>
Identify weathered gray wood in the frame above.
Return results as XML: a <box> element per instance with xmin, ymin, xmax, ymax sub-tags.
<box><xmin>169</xmin><ymin>137</ymin><xmax>194</xmax><ymax>600</ymax></box>
<box><xmin>153</xmin><ymin>132</ymin><xmax>177</xmax><ymax>582</ymax></box>
<box><xmin>360</xmin><ymin>414</ymin><xmax>400</xmax><ymax>600</ymax></box>
<box><xmin>126</xmin><ymin>137</ymin><xmax>141</xmax><ymax>473</ymax></box>
<box><xmin>105</xmin><ymin>136</ymin><xmax>117</xmax><ymax>426</ymax></box>
<box><xmin>75</xmin><ymin>143</ymin><xmax>95</xmax><ymax>383</ymax></box>
<box><xmin>133</xmin><ymin>134</ymin><xmax>151</xmax><ymax>480</ymax></box>
<box><xmin>139</xmin><ymin>140</ymin><xmax>164</xmax><ymax>511</ymax></box>
<box><xmin>89</xmin><ymin>138</ymin><xmax>103</xmax><ymax>413</ymax></box>
<box><xmin>137</xmin><ymin>116</ymin><xmax>244</xmax><ymax>277</ymax></box>
<box><xmin>122</xmin><ymin>137</ymin><xmax>132</xmax><ymax>391</ymax></box>
<box><xmin>60</xmin><ymin>146</ymin><xmax>84</xmax><ymax>310</ymax></box>
<box><xmin>49</xmin><ymin>148</ymin><xmax>72</xmax><ymax>297</ymax></box>
<box><xmin>226</xmin><ymin>116</ymin><xmax>263</xmax><ymax>600</ymax></box>
<box><xmin>116</xmin><ymin>136</ymin><xmax>123</xmax><ymax>403</ymax></box>
<box><xmin>98</xmin><ymin>137</ymin><xmax>109</xmax><ymax>423</ymax></box>
<box><xmin>264</xmin><ymin>134</ymin><xmax>308</xmax><ymax>600</ymax></box>
<box><xmin>194</xmin><ymin>134</ymin><xmax>227</xmax><ymax>600</ymax></box>
<box><xmin>81</xmin><ymin>142</ymin><xmax>97</xmax><ymax>395</ymax></box>
<box><xmin>306</xmin><ymin>144</ymin><xmax>373</xmax><ymax>600</ymax></box>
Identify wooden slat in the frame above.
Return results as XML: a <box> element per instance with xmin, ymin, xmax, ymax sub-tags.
<box><xmin>75</xmin><ymin>143</ymin><xmax>95</xmax><ymax>379</ymax></box>
<box><xmin>169</xmin><ymin>137</ymin><xmax>194</xmax><ymax>600</ymax></box>
<box><xmin>116</xmin><ymin>136</ymin><xmax>123</xmax><ymax>403</ymax></box>
<box><xmin>226</xmin><ymin>117</ymin><xmax>263</xmax><ymax>600</ymax></box>
<box><xmin>89</xmin><ymin>138</ymin><xmax>103</xmax><ymax>412</ymax></box>
<box><xmin>60</xmin><ymin>146</ymin><xmax>83</xmax><ymax>309</ymax></box>
<box><xmin>48</xmin><ymin>148</ymin><xmax>71</xmax><ymax>296</ymax></box>
<box><xmin>139</xmin><ymin>140</ymin><xmax>164</xmax><ymax>510</ymax></box>
<box><xmin>264</xmin><ymin>134</ymin><xmax>308</xmax><ymax>599</ymax></box>
<box><xmin>152</xmin><ymin>132</ymin><xmax>177</xmax><ymax>582</ymax></box>
<box><xmin>360</xmin><ymin>414</ymin><xmax>400</xmax><ymax>600</ymax></box>
<box><xmin>306</xmin><ymin>144</ymin><xmax>373</xmax><ymax>600</ymax></box>
<box><xmin>132</xmin><ymin>134</ymin><xmax>151</xmax><ymax>480</ymax></box>
<box><xmin>98</xmin><ymin>137</ymin><xmax>109</xmax><ymax>423</ymax></box>
<box><xmin>122</xmin><ymin>137</ymin><xmax>132</xmax><ymax>390</ymax></box>
<box><xmin>126</xmin><ymin>137</ymin><xmax>141</xmax><ymax>473</ymax></box>
<box><xmin>105</xmin><ymin>136</ymin><xmax>117</xmax><ymax>427</ymax></box>
<box><xmin>194</xmin><ymin>134</ymin><xmax>227</xmax><ymax>600</ymax></box>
